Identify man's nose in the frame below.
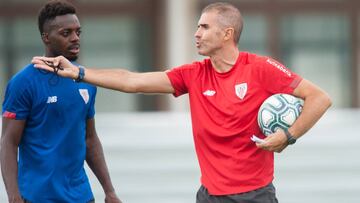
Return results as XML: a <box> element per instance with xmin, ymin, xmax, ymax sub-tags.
<box><xmin>194</xmin><ymin>29</ymin><xmax>201</xmax><ymax>38</ymax></box>
<box><xmin>70</xmin><ymin>32</ymin><xmax>80</xmax><ymax>41</ymax></box>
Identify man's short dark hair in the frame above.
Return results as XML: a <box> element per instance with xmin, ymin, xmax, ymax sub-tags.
<box><xmin>202</xmin><ymin>2</ymin><xmax>243</xmax><ymax>44</ymax></box>
<box><xmin>38</xmin><ymin>0</ymin><xmax>76</xmax><ymax>34</ymax></box>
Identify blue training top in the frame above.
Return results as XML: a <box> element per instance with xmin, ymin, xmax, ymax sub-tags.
<box><xmin>2</xmin><ymin>63</ymin><xmax>96</xmax><ymax>202</ymax></box>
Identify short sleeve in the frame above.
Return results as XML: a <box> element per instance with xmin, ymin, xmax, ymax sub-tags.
<box><xmin>86</xmin><ymin>86</ymin><xmax>97</xmax><ymax>119</ymax></box>
<box><xmin>166</xmin><ymin>63</ymin><xmax>199</xmax><ymax>97</ymax></box>
<box><xmin>2</xmin><ymin>78</ymin><xmax>32</xmax><ymax>120</ymax></box>
<box><xmin>257</xmin><ymin>57</ymin><xmax>302</xmax><ymax>94</ymax></box>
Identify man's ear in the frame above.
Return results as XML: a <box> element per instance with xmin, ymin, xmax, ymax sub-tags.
<box><xmin>224</xmin><ymin>28</ymin><xmax>234</xmax><ymax>42</ymax></box>
<box><xmin>41</xmin><ymin>33</ymin><xmax>50</xmax><ymax>44</ymax></box>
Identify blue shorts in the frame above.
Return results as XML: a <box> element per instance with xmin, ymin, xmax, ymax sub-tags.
<box><xmin>196</xmin><ymin>182</ymin><xmax>279</xmax><ymax>203</ymax></box>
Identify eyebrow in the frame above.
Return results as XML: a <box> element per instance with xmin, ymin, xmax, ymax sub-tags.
<box><xmin>58</xmin><ymin>26</ymin><xmax>81</xmax><ymax>31</ymax></box>
<box><xmin>198</xmin><ymin>23</ymin><xmax>209</xmax><ymax>28</ymax></box>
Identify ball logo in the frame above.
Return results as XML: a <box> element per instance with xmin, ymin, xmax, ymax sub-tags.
<box><xmin>235</xmin><ymin>83</ymin><xmax>247</xmax><ymax>99</ymax></box>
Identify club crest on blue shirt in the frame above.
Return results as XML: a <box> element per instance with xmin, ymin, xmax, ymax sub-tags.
<box><xmin>79</xmin><ymin>89</ymin><xmax>89</xmax><ymax>104</ymax></box>
<box><xmin>235</xmin><ymin>83</ymin><xmax>247</xmax><ymax>100</ymax></box>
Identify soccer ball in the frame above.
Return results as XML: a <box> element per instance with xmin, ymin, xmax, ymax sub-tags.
<box><xmin>258</xmin><ymin>93</ymin><xmax>304</xmax><ymax>136</ymax></box>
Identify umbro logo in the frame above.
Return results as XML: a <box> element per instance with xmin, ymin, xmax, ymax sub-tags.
<box><xmin>47</xmin><ymin>96</ymin><xmax>57</xmax><ymax>104</ymax></box>
<box><xmin>203</xmin><ymin>90</ymin><xmax>216</xmax><ymax>96</ymax></box>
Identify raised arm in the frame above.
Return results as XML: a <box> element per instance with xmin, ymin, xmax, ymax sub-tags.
<box><xmin>31</xmin><ymin>56</ymin><xmax>175</xmax><ymax>94</ymax></box>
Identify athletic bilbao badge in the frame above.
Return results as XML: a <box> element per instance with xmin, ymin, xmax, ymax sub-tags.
<box><xmin>235</xmin><ymin>83</ymin><xmax>247</xmax><ymax>99</ymax></box>
<box><xmin>79</xmin><ymin>89</ymin><xmax>89</xmax><ymax>104</ymax></box>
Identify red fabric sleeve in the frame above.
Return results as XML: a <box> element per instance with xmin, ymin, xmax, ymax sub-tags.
<box><xmin>166</xmin><ymin>63</ymin><xmax>199</xmax><ymax>97</ymax></box>
<box><xmin>256</xmin><ymin>57</ymin><xmax>302</xmax><ymax>94</ymax></box>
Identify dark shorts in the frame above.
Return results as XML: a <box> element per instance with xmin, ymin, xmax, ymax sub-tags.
<box><xmin>196</xmin><ymin>182</ymin><xmax>279</xmax><ymax>203</ymax></box>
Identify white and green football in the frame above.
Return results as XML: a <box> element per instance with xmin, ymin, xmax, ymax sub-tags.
<box><xmin>258</xmin><ymin>93</ymin><xmax>304</xmax><ymax>136</ymax></box>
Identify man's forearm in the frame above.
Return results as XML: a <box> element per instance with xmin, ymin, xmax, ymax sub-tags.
<box><xmin>86</xmin><ymin>135</ymin><xmax>115</xmax><ymax>194</ymax></box>
<box><xmin>83</xmin><ymin>68</ymin><xmax>136</xmax><ymax>93</ymax></box>
<box><xmin>32</xmin><ymin>56</ymin><xmax>175</xmax><ymax>94</ymax></box>
<box><xmin>289</xmin><ymin>90</ymin><xmax>332</xmax><ymax>138</ymax></box>
<box><xmin>0</xmin><ymin>143</ymin><xmax>22</xmax><ymax>201</ymax></box>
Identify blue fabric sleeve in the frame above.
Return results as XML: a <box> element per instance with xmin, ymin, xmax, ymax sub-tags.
<box><xmin>2</xmin><ymin>77</ymin><xmax>32</xmax><ymax>120</ymax></box>
<box><xmin>86</xmin><ymin>86</ymin><xmax>97</xmax><ymax>119</ymax></box>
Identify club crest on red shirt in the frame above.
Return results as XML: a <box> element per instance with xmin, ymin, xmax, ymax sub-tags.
<box><xmin>235</xmin><ymin>83</ymin><xmax>247</xmax><ymax>99</ymax></box>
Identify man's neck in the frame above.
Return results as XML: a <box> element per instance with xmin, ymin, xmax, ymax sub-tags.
<box><xmin>44</xmin><ymin>49</ymin><xmax>56</xmax><ymax>58</ymax></box>
<box><xmin>210</xmin><ymin>46</ymin><xmax>239</xmax><ymax>73</ymax></box>
<box><xmin>44</xmin><ymin>50</ymin><xmax>76</xmax><ymax>62</ymax></box>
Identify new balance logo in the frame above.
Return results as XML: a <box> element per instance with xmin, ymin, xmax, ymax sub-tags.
<box><xmin>47</xmin><ymin>96</ymin><xmax>58</xmax><ymax>104</ymax></box>
<box><xmin>203</xmin><ymin>90</ymin><xmax>216</xmax><ymax>96</ymax></box>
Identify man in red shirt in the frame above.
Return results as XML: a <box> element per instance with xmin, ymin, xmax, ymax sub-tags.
<box><xmin>32</xmin><ymin>2</ymin><xmax>331</xmax><ymax>202</ymax></box>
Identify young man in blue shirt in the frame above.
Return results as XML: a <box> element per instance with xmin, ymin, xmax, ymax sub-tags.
<box><xmin>1</xmin><ymin>1</ymin><xmax>121</xmax><ymax>202</ymax></box>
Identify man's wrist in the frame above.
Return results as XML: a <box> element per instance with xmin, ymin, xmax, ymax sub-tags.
<box><xmin>284</xmin><ymin>128</ymin><xmax>297</xmax><ymax>145</ymax></box>
<box><xmin>105</xmin><ymin>190</ymin><xmax>118</xmax><ymax>199</ymax></box>
<box><xmin>8</xmin><ymin>195</ymin><xmax>24</xmax><ymax>203</ymax></box>
<box><xmin>104</xmin><ymin>188</ymin><xmax>116</xmax><ymax>195</ymax></box>
<box><xmin>75</xmin><ymin>65</ymin><xmax>85</xmax><ymax>82</ymax></box>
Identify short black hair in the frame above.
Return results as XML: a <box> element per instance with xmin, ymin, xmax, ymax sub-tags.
<box><xmin>38</xmin><ymin>0</ymin><xmax>76</xmax><ymax>34</ymax></box>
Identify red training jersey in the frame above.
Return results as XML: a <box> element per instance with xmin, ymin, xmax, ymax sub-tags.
<box><xmin>166</xmin><ymin>52</ymin><xmax>302</xmax><ymax>195</ymax></box>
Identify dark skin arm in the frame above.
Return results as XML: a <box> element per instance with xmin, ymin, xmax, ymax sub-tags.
<box><xmin>0</xmin><ymin>118</ymin><xmax>26</xmax><ymax>203</ymax></box>
<box><xmin>85</xmin><ymin>118</ymin><xmax>122</xmax><ymax>203</ymax></box>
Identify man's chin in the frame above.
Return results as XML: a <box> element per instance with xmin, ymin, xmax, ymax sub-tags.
<box><xmin>65</xmin><ymin>54</ymin><xmax>78</xmax><ymax>61</ymax></box>
<box><xmin>197</xmin><ymin>51</ymin><xmax>208</xmax><ymax>56</ymax></box>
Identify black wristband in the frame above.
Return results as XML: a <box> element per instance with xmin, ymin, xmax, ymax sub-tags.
<box><xmin>75</xmin><ymin>66</ymin><xmax>85</xmax><ymax>82</ymax></box>
<box><xmin>284</xmin><ymin>128</ymin><xmax>297</xmax><ymax>145</ymax></box>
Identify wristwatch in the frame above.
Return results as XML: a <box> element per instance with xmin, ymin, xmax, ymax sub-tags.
<box><xmin>284</xmin><ymin>128</ymin><xmax>297</xmax><ymax>145</ymax></box>
<box><xmin>75</xmin><ymin>65</ymin><xmax>85</xmax><ymax>82</ymax></box>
